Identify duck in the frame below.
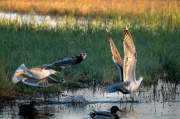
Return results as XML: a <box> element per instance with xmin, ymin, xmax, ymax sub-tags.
<box><xmin>106</xmin><ymin>27</ymin><xmax>144</xmax><ymax>101</ymax></box>
<box><xmin>90</xmin><ymin>106</ymin><xmax>122</xmax><ymax>119</ymax></box>
<box><xmin>18</xmin><ymin>101</ymin><xmax>40</xmax><ymax>117</ymax></box>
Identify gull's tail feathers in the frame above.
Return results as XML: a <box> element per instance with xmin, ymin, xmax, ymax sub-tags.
<box><xmin>12</xmin><ymin>63</ymin><xmax>28</xmax><ymax>83</ymax></box>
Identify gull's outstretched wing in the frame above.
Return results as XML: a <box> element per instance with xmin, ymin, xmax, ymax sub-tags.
<box><xmin>22</xmin><ymin>76</ymin><xmax>61</xmax><ymax>87</ymax></box>
<box><xmin>123</xmin><ymin>27</ymin><xmax>137</xmax><ymax>83</ymax></box>
<box><xmin>51</xmin><ymin>53</ymin><xmax>87</xmax><ymax>68</ymax></box>
<box><xmin>107</xmin><ymin>81</ymin><xmax>130</xmax><ymax>93</ymax></box>
<box><xmin>29</xmin><ymin>64</ymin><xmax>53</xmax><ymax>71</ymax></box>
<box><xmin>107</xmin><ymin>30</ymin><xmax>124</xmax><ymax>82</ymax></box>
<box><xmin>29</xmin><ymin>53</ymin><xmax>87</xmax><ymax>71</ymax></box>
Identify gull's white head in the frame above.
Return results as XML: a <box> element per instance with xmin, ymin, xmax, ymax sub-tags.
<box><xmin>136</xmin><ymin>77</ymin><xmax>144</xmax><ymax>83</ymax></box>
<box><xmin>48</xmin><ymin>69</ymin><xmax>60</xmax><ymax>76</ymax></box>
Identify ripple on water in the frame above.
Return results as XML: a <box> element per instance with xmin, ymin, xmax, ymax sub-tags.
<box><xmin>0</xmin><ymin>80</ymin><xmax>180</xmax><ymax>119</ymax></box>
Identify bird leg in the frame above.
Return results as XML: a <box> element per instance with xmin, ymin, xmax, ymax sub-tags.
<box><xmin>130</xmin><ymin>97</ymin><xmax>134</xmax><ymax>102</ymax></box>
<box><xmin>24</xmin><ymin>70</ymin><xmax>28</xmax><ymax>73</ymax></box>
<box><xmin>17</xmin><ymin>74</ymin><xmax>23</xmax><ymax>78</ymax></box>
<box><xmin>125</xmin><ymin>94</ymin><xmax>128</xmax><ymax>101</ymax></box>
<box><xmin>130</xmin><ymin>93</ymin><xmax>134</xmax><ymax>102</ymax></box>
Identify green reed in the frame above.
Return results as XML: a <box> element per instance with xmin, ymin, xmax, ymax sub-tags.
<box><xmin>0</xmin><ymin>11</ymin><xmax>180</xmax><ymax>95</ymax></box>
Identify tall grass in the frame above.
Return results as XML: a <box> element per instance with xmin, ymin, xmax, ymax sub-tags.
<box><xmin>0</xmin><ymin>10</ymin><xmax>180</xmax><ymax>96</ymax></box>
<box><xmin>0</xmin><ymin>0</ymin><xmax>180</xmax><ymax>17</ymax></box>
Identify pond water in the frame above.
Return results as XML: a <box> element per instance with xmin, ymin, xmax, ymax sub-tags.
<box><xmin>0</xmin><ymin>80</ymin><xmax>180</xmax><ymax>119</ymax></box>
<box><xmin>0</xmin><ymin>12</ymin><xmax>179</xmax><ymax>119</ymax></box>
<box><xmin>0</xmin><ymin>12</ymin><xmax>107</xmax><ymax>29</ymax></box>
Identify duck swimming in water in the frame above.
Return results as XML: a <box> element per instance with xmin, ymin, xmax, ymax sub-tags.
<box><xmin>90</xmin><ymin>106</ymin><xmax>122</xmax><ymax>119</ymax></box>
<box><xmin>18</xmin><ymin>101</ymin><xmax>40</xmax><ymax>117</ymax></box>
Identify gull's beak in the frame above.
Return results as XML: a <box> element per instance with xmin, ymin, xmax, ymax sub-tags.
<box><xmin>55</xmin><ymin>71</ymin><xmax>60</xmax><ymax>76</ymax></box>
<box><xmin>56</xmin><ymin>71</ymin><xmax>60</xmax><ymax>73</ymax></box>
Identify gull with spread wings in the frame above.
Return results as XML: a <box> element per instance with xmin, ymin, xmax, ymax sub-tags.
<box><xmin>106</xmin><ymin>27</ymin><xmax>143</xmax><ymax>101</ymax></box>
<box><xmin>12</xmin><ymin>53</ymin><xmax>86</xmax><ymax>87</ymax></box>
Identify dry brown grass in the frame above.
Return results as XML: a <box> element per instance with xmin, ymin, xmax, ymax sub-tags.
<box><xmin>0</xmin><ymin>89</ymin><xmax>22</xmax><ymax>101</ymax></box>
<box><xmin>0</xmin><ymin>0</ymin><xmax>179</xmax><ymax>16</ymax></box>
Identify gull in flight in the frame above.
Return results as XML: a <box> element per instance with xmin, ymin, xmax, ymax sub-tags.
<box><xmin>12</xmin><ymin>53</ymin><xmax>87</xmax><ymax>87</ymax></box>
<box><xmin>106</xmin><ymin>27</ymin><xmax>144</xmax><ymax>101</ymax></box>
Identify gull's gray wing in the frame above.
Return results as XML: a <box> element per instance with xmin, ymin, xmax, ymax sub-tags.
<box><xmin>123</xmin><ymin>27</ymin><xmax>137</xmax><ymax>83</ymax></box>
<box><xmin>51</xmin><ymin>53</ymin><xmax>87</xmax><ymax>68</ymax></box>
<box><xmin>114</xmin><ymin>63</ymin><xmax>123</xmax><ymax>82</ymax></box>
<box><xmin>22</xmin><ymin>76</ymin><xmax>60</xmax><ymax>87</ymax></box>
<box><xmin>107</xmin><ymin>82</ymin><xmax>130</xmax><ymax>93</ymax></box>
<box><xmin>107</xmin><ymin>30</ymin><xmax>124</xmax><ymax>82</ymax></box>
<box><xmin>29</xmin><ymin>64</ymin><xmax>52</xmax><ymax>71</ymax></box>
<box><xmin>29</xmin><ymin>53</ymin><xmax>86</xmax><ymax>71</ymax></box>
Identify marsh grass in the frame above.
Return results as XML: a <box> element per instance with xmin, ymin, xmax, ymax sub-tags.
<box><xmin>0</xmin><ymin>0</ymin><xmax>180</xmax><ymax>18</ymax></box>
<box><xmin>0</xmin><ymin>11</ymin><xmax>180</xmax><ymax>96</ymax></box>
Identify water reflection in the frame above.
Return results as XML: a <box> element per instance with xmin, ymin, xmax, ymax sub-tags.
<box><xmin>18</xmin><ymin>101</ymin><xmax>39</xmax><ymax>118</ymax></box>
<box><xmin>0</xmin><ymin>12</ymin><xmax>102</xmax><ymax>29</ymax></box>
<box><xmin>0</xmin><ymin>79</ymin><xmax>180</xmax><ymax>119</ymax></box>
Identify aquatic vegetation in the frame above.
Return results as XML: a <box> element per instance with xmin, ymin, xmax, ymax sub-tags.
<box><xmin>0</xmin><ymin>10</ymin><xmax>180</xmax><ymax>96</ymax></box>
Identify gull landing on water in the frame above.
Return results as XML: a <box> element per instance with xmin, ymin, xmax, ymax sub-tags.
<box><xmin>12</xmin><ymin>53</ymin><xmax>87</xmax><ymax>87</ymax></box>
<box><xmin>106</xmin><ymin>27</ymin><xmax>144</xmax><ymax>101</ymax></box>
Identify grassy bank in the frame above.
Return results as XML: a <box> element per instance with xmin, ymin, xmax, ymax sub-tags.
<box><xmin>0</xmin><ymin>0</ymin><xmax>180</xmax><ymax>17</ymax></box>
<box><xmin>0</xmin><ymin>11</ymin><xmax>180</xmax><ymax>98</ymax></box>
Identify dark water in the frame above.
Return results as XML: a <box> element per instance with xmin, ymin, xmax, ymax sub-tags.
<box><xmin>0</xmin><ymin>80</ymin><xmax>180</xmax><ymax>119</ymax></box>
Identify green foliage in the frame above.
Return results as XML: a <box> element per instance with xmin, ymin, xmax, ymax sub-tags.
<box><xmin>0</xmin><ymin>11</ymin><xmax>180</xmax><ymax>94</ymax></box>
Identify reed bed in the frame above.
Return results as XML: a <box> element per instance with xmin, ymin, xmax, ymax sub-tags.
<box><xmin>0</xmin><ymin>10</ymin><xmax>180</xmax><ymax>96</ymax></box>
<box><xmin>0</xmin><ymin>0</ymin><xmax>180</xmax><ymax>17</ymax></box>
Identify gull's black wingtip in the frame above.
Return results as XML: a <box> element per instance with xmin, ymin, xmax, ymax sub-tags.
<box><xmin>75</xmin><ymin>53</ymin><xmax>87</xmax><ymax>64</ymax></box>
<box><xmin>76</xmin><ymin>53</ymin><xmax>87</xmax><ymax>59</ymax></box>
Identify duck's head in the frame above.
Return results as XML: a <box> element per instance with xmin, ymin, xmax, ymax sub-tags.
<box><xmin>111</xmin><ymin>106</ymin><xmax>123</xmax><ymax>113</ymax></box>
